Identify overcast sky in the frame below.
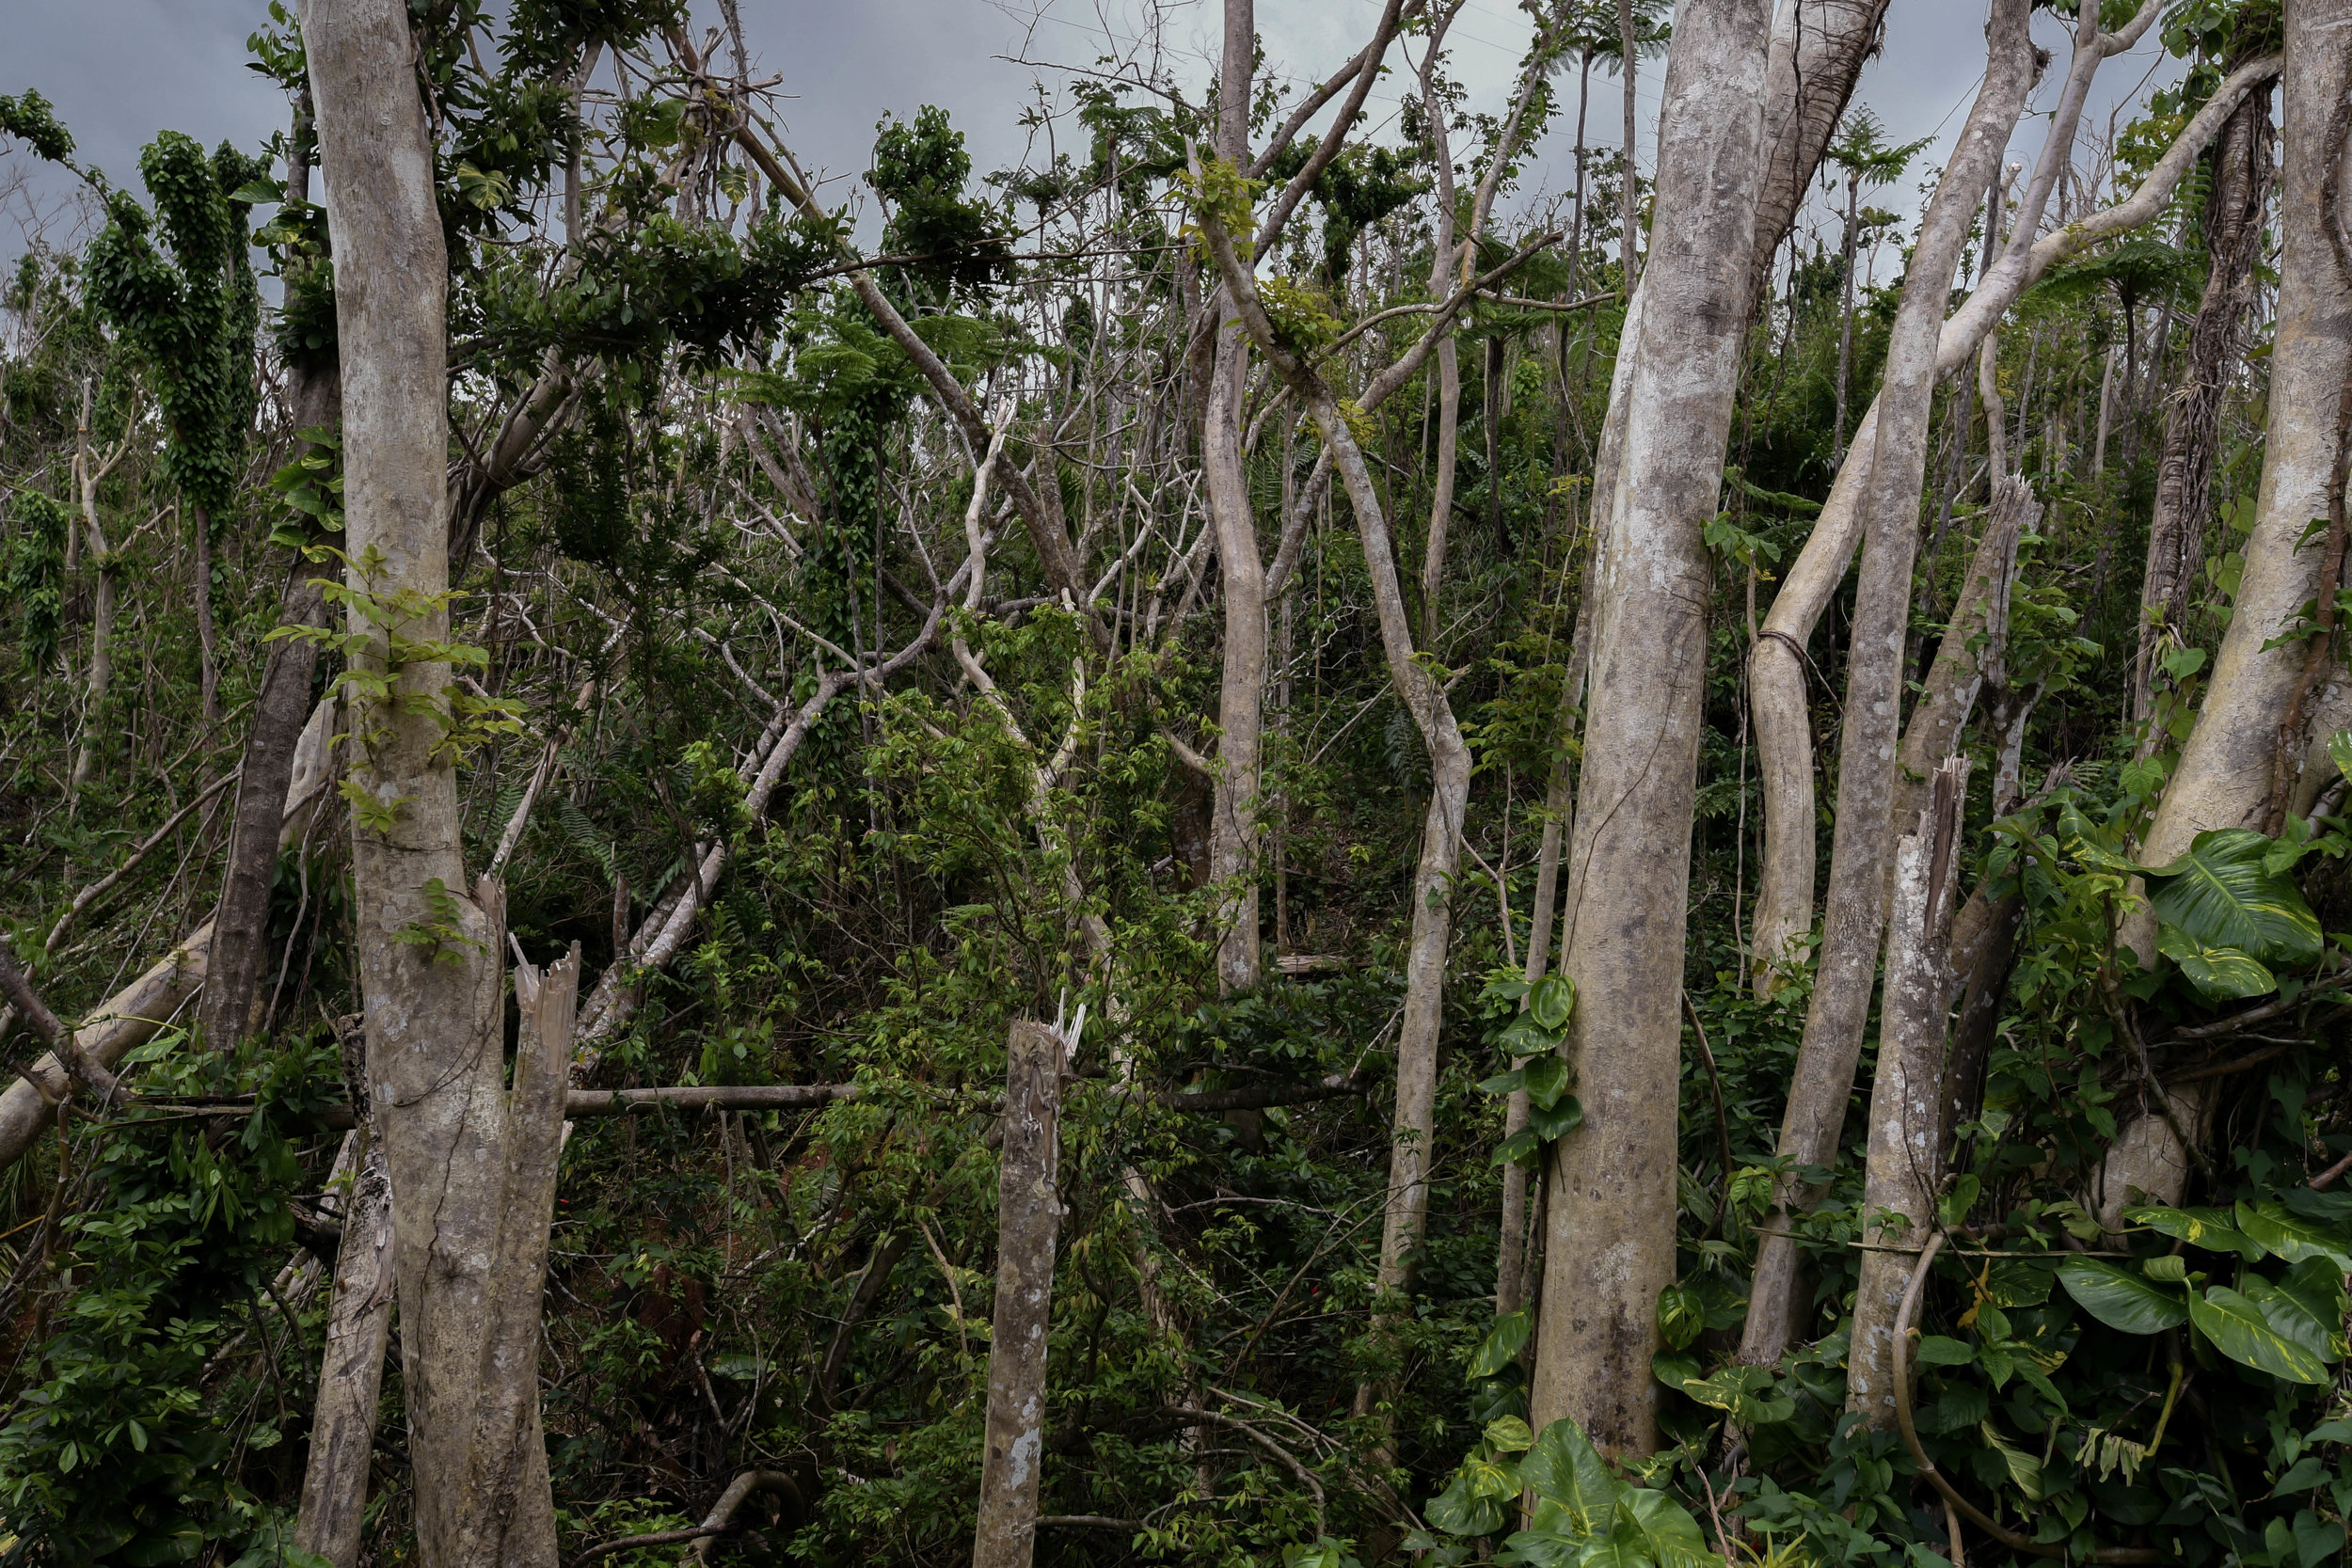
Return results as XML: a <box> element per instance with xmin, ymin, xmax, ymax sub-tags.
<box><xmin>2</xmin><ymin>2</ymin><xmax>2185</xmax><ymax>283</ymax></box>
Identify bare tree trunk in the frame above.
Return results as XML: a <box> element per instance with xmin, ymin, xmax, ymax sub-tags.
<box><xmin>1618</xmin><ymin>0</ymin><xmax>1644</xmax><ymax>290</ymax></box>
<box><xmin>302</xmin><ymin>0</ymin><xmax>557</xmax><ymax>1559</ymax></box>
<box><xmin>1849</xmin><ymin>759</ymin><xmax>1967</xmax><ymax>1429</ymax></box>
<box><xmin>1835</xmin><ymin>168</ymin><xmax>1861</xmax><ymax>464</ymax></box>
<box><xmin>294</xmin><ymin>1128</ymin><xmax>392</xmax><ymax>1568</ymax></box>
<box><xmin>193</xmin><ymin>505</ymin><xmax>221</xmax><ymax>727</ymax></box>
<box><xmin>973</xmin><ymin>1020</ymin><xmax>1066</xmax><ymax>1568</ymax></box>
<box><xmin>69</xmin><ymin>383</ymin><xmax>123</xmax><ymax>798</ymax></box>
<box><xmin>1890</xmin><ymin>476</ymin><xmax>2034</xmax><ymax>834</ymax></box>
<box><xmin>1208</xmin><ymin>0</ymin><xmax>1264</xmax><ymax>996</ymax></box>
<box><xmin>2133</xmin><ymin>71</ymin><xmax>2276</xmax><ymax>726</ymax></box>
<box><xmin>1741</xmin><ymin>6</ymin><xmax>2258</xmax><ymax>998</ymax></box>
<box><xmin>1739</xmin><ymin>0</ymin><xmax>2035</xmax><ymax>1371</ymax></box>
<box><xmin>1524</xmin><ymin>0</ymin><xmax>1771</xmax><ymax>1458</ymax></box>
<box><xmin>1746</xmin><ymin>0</ymin><xmax>1892</xmax><ymax>316</ymax></box>
<box><xmin>1419</xmin><ymin>18</ymin><xmax>1465</xmax><ymax>652</ymax></box>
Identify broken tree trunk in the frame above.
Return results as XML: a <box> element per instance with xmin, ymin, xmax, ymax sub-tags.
<box><xmin>973</xmin><ymin>1019</ymin><xmax>1067</xmax><ymax>1568</ymax></box>
<box><xmin>1524</xmin><ymin>0</ymin><xmax>1772</xmax><ymax>1458</ymax></box>
<box><xmin>1849</xmin><ymin>758</ymin><xmax>1968</xmax><ymax>1429</ymax></box>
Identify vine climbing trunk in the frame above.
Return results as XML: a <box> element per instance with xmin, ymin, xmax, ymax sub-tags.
<box><xmin>1525</xmin><ymin>0</ymin><xmax>1771</xmax><ymax>1458</ymax></box>
<box><xmin>2134</xmin><ymin>66</ymin><xmax>2275</xmax><ymax>727</ymax></box>
<box><xmin>301</xmin><ymin>0</ymin><xmax>559</xmax><ymax>1560</ymax></box>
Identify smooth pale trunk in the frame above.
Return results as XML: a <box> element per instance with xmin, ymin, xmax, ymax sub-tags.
<box><xmin>973</xmin><ymin>1021</ymin><xmax>1065</xmax><ymax>1568</ymax></box>
<box><xmin>1848</xmin><ymin>762</ymin><xmax>1967</xmax><ymax>1427</ymax></box>
<box><xmin>1739</xmin><ymin>0</ymin><xmax>2033</xmax><ymax>1371</ymax></box>
<box><xmin>1527</xmin><ymin>0</ymin><xmax>1771</xmax><ymax>1457</ymax></box>
<box><xmin>2107</xmin><ymin>0</ymin><xmax>2352</xmax><ymax>1200</ymax></box>
<box><xmin>1208</xmin><ymin>0</ymin><xmax>1263</xmax><ymax>996</ymax></box>
<box><xmin>302</xmin><ymin>0</ymin><xmax>559</xmax><ymax>1557</ymax></box>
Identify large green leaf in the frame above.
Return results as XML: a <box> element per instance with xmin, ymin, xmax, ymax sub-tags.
<box><xmin>2241</xmin><ymin>1270</ymin><xmax>2345</xmax><ymax>1367</ymax></box>
<box><xmin>1428</xmin><ymin>1469</ymin><xmax>1511</xmax><ymax>1537</ymax></box>
<box><xmin>2190</xmin><ymin>1285</ymin><xmax>2333</xmax><ymax>1385</ymax></box>
<box><xmin>1615</xmin><ymin>1487</ymin><xmax>1723</xmax><ymax>1568</ymax></box>
<box><xmin>2154</xmin><ymin>924</ymin><xmax>2278</xmax><ymax>999</ymax></box>
<box><xmin>1470</xmin><ymin>1309</ymin><xmax>1534</xmax><ymax>1379</ymax></box>
<box><xmin>2128</xmin><ymin>1205</ymin><xmax>2261</xmax><ymax>1258</ymax></box>
<box><xmin>2059</xmin><ymin>1257</ymin><xmax>2190</xmax><ymax>1333</ymax></box>
<box><xmin>2144</xmin><ymin>828</ymin><xmax>2323</xmax><ymax>967</ymax></box>
<box><xmin>1521</xmin><ymin>1417</ymin><xmax>1625</xmax><ymax>1536</ymax></box>
<box><xmin>2236</xmin><ymin>1202</ymin><xmax>2352</xmax><ymax>1270</ymax></box>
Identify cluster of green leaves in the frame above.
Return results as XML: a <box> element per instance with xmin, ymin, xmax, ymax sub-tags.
<box><xmin>1421</xmin><ymin>1413</ymin><xmax>1722</xmax><ymax>1568</ymax></box>
<box><xmin>0</xmin><ymin>1029</ymin><xmax>345</xmax><ymax>1565</ymax></box>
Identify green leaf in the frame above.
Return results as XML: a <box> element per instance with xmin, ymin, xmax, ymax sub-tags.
<box><xmin>1428</xmin><ymin>1470</ymin><xmax>1508</xmax><ymax>1537</ymax></box>
<box><xmin>1657</xmin><ymin>1283</ymin><xmax>1705</xmax><ymax>1352</ymax></box>
<box><xmin>1615</xmin><ymin>1486</ymin><xmax>1723</xmax><ymax>1568</ymax></box>
<box><xmin>1523</xmin><ymin>1054</ymin><xmax>1570</xmax><ymax>1110</ymax></box>
<box><xmin>1521</xmin><ymin>1417</ymin><xmax>1625</xmax><ymax>1536</ymax></box>
<box><xmin>2329</xmin><ymin>729</ymin><xmax>2352</xmax><ymax>785</ymax></box>
<box><xmin>1527</xmin><ymin>1096</ymin><xmax>1584</xmax><ymax>1141</ymax></box>
<box><xmin>1915</xmin><ymin>1335</ymin><xmax>1976</xmax><ymax>1367</ymax></box>
<box><xmin>1980</xmin><ymin>1422</ymin><xmax>2046</xmax><ymax>1501</ymax></box>
<box><xmin>2128</xmin><ymin>1205</ymin><xmax>2261</xmax><ymax>1258</ymax></box>
<box><xmin>1470</xmin><ymin>1310</ymin><xmax>1534</xmax><ymax>1379</ymax></box>
<box><xmin>1486</xmin><ymin>1415</ymin><xmax>1536</xmax><ymax>1454</ymax></box>
<box><xmin>2243</xmin><ymin>1266</ymin><xmax>2347</xmax><ymax>1366</ymax></box>
<box><xmin>1530</xmin><ymin>974</ymin><xmax>1575</xmax><ymax>1032</ymax></box>
<box><xmin>2058</xmin><ymin>1257</ymin><xmax>2190</xmax><ymax>1334</ymax></box>
<box><xmin>1495</xmin><ymin>1129</ymin><xmax>1542</xmax><ymax>1166</ymax></box>
<box><xmin>1675</xmin><ymin>1363</ymin><xmax>1795</xmax><ymax>1426</ymax></box>
<box><xmin>2236</xmin><ymin>1202</ymin><xmax>2352</xmax><ymax>1270</ymax></box>
<box><xmin>2144</xmin><ymin>828</ymin><xmax>2323</xmax><ymax>967</ymax></box>
<box><xmin>2155</xmin><ymin>924</ymin><xmax>2279</xmax><ymax>999</ymax></box>
<box><xmin>2190</xmin><ymin>1285</ymin><xmax>2332</xmax><ymax>1385</ymax></box>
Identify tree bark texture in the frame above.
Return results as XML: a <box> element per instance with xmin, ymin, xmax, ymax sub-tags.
<box><xmin>202</xmin><ymin>371</ymin><xmax>341</xmax><ymax>1051</ymax></box>
<box><xmin>1848</xmin><ymin>759</ymin><xmax>1967</xmax><ymax>1429</ymax></box>
<box><xmin>2134</xmin><ymin>0</ymin><xmax>2352</xmax><ymax>894</ymax></box>
<box><xmin>1739</xmin><ymin>0</ymin><xmax>2034</xmax><ymax>1371</ymax></box>
<box><xmin>302</xmin><ymin>0</ymin><xmax>558</xmax><ymax>1557</ymax></box>
<box><xmin>2134</xmin><ymin>73</ymin><xmax>2277</xmax><ymax>725</ymax></box>
<box><xmin>1889</xmin><ymin>475</ymin><xmax>2034</xmax><ymax>835</ymax></box>
<box><xmin>973</xmin><ymin>1020</ymin><xmax>1066</xmax><ymax>1568</ymax></box>
<box><xmin>1526</xmin><ymin>0</ymin><xmax>1772</xmax><ymax>1458</ymax></box>
<box><xmin>293</xmin><ymin>1128</ymin><xmax>392</xmax><ymax>1568</ymax></box>
<box><xmin>1746</xmin><ymin>0</ymin><xmax>1891</xmax><ymax>318</ymax></box>
<box><xmin>1208</xmin><ymin>0</ymin><xmax>1264</xmax><ymax>996</ymax></box>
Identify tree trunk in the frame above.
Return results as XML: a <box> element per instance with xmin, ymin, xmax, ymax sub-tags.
<box><xmin>1890</xmin><ymin>475</ymin><xmax>2034</xmax><ymax>835</ymax></box>
<box><xmin>1739</xmin><ymin>0</ymin><xmax>2034</xmax><ymax>1371</ymax></box>
<box><xmin>1835</xmin><ymin>169</ymin><xmax>1860</xmax><ymax>464</ymax></box>
<box><xmin>2128</xmin><ymin>0</ymin><xmax>2352</xmax><ymax>947</ymax></box>
<box><xmin>1208</xmin><ymin>0</ymin><xmax>1263</xmax><ymax>996</ymax></box>
<box><xmin>202</xmin><ymin>380</ymin><xmax>340</xmax><ymax>1051</ymax></box>
<box><xmin>193</xmin><ymin>504</ymin><xmax>221</xmax><ymax>726</ymax></box>
<box><xmin>70</xmin><ymin>387</ymin><xmax>118</xmax><ymax>798</ymax></box>
<box><xmin>1849</xmin><ymin>758</ymin><xmax>1968</xmax><ymax>1429</ymax></box>
<box><xmin>2133</xmin><ymin>72</ymin><xmax>2277</xmax><ymax>725</ymax></box>
<box><xmin>1743</xmin><ymin>4</ymin><xmax>2255</xmax><ymax>999</ymax></box>
<box><xmin>302</xmin><ymin>0</ymin><xmax>558</xmax><ymax>1558</ymax></box>
<box><xmin>1618</xmin><ymin>0</ymin><xmax>1644</xmax><ymax>290</ymax></box>
<box><xmin>1525</xmin><ymin>0</ymin><xmax>1772</xmax><ymax>1458</ymax></box>
<box><xmin>1746</xmin><ymin>0</ymin><xmax>1892</xmax><ymax>317</ymax></box>
<box><xmin>973</xmin><ymin>1020</ymin><xmax>1066</xmax><ymax>1568</ymax></box>
<box><xmin>294</xmin><ymin>1127</ymin><xmax>393</xmax><ymax>1568</ymax></box>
